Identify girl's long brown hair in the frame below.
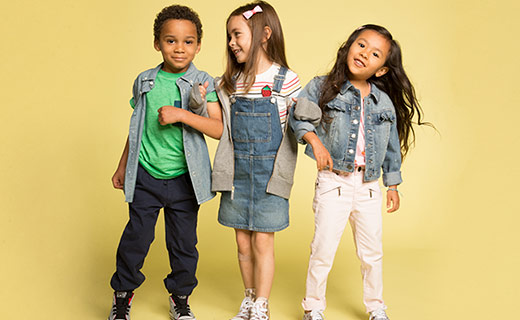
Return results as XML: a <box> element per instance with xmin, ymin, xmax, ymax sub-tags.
<box><xmin>221</xmin><ymin>1</ymin><xmax>289</xmax><ymax>94</ymax></box>
<box><xmin>318</xmin><ymin>24</ymin><xmax>432</xmax><ymax>158</ymax></box>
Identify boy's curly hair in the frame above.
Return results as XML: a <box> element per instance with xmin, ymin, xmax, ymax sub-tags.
<box><xmin>153</xmin><ymin>5</ymin><xmax>203</xmax><ymax>43</ymax></box>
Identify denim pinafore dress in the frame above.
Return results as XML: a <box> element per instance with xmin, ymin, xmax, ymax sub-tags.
<box><xmin>218</xmin><ymin>67</ymin><xmax>290</xmax><ymax>232</ymax></box>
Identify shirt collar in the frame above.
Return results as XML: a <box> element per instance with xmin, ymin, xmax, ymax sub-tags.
<box><xmin>340</xmin><ymin>80</ymin><xmax>381</xmax><ymax>103</ymax></box>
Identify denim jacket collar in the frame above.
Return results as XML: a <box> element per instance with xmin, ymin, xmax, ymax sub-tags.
<box><xmin>339</xmin><ymin>80</ymin><xmax>381</xmax><ymax>103</ymax></box>
<box><xmin>141</xmin><ymin>62</ymin><xmax>200</xmax><ymax>93</ymax></box>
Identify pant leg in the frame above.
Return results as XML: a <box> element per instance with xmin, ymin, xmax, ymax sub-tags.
<box><xmin>302</xmin><ymin>171</ymin><xmax>353</xmax><ymax>311</ymax></box>
<box><xmin>163</xmin><ymin>172</ymin><xmax>200</xmax><ymax>295</ymax></box>
<box><xmin>111</xmin><ymin>165</ymin><xmax>163</xmax><ymax>291</ymax></box>
<box><xmin>349</xmin><ymin>172</ymin><xmax>386</xmax><ymax>313</ymax></box>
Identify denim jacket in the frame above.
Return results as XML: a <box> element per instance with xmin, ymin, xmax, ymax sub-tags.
<box><xmin>289</xmin><ymin>76</ymin><xmax>402</xmax><ymax>186</ymax></box>
<box><xmin>124</xmin><ymin>63</ymin><xmax>216</xmax><ymax>204</ymax></box>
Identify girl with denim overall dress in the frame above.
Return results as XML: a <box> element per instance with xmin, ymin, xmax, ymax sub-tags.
<box><xmin>290</xmin><ymin>25</ymin><xmax>430</xmax><ymax>320</ymax></box>
<box><xmin>212</xmin><ymin>2</ymin><xmax>302</xmax><ymax>320</ymax></box>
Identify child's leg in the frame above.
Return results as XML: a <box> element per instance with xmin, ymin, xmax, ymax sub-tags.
<box><xmin>251</xmin><ymin>231</ymin><xmax>275</xmax><ymax>299</ymax></box>
<box><xmin>110</xmin><ymin>164</ymin><xmax>163</xmax><ymax>291</ymax></box>
<box><xmin>302</xmin><ymin>171</ymin><xmax>353</xmax><ymax>311</ymax></box>
<box><xmin>349</xmin><ymin>178</ymin><xmax>385</xmax><ymax>313</ymax></box>
<box><xmin>236</xmin><ymin>229</ymin><xmax>255</xmax><ymax>289</ymax></box>
<box><xmin>162</xmin><ymin>173</ymin><xmax>200</xmax><ymax>296</ymax></box>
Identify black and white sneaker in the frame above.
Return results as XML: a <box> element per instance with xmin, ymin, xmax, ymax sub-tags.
<box><xmin>108</xmin><ymin>291</ymin><xmax>134</xmax><ymax>320</ymax></box>
<box><xmin>169</xmin><ymin>295</ymin><xmax>196</xmax><ymax>320</ymax></box>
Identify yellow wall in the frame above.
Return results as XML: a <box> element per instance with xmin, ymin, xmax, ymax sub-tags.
<box><xmin>1</xmin><ymin>0</ymin><xmax>518</xmax><ymax>319</ymax></box>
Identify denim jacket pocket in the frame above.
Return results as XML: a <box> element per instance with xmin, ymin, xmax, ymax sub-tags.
<box><xmin>371</xmin><ymin>110</ymin><xmax>396</xmax><ymax>125</ymax></box>
<box><xmin>326</xmin><ymin>99</ymin><xmax>347</xmax><ymax>112</ymax></box>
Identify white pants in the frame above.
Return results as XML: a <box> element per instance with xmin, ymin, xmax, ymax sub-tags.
<box><xmin>302</xmin><ymin>169</ymin><xmax>386</xmax><ymax>313</ymax></box>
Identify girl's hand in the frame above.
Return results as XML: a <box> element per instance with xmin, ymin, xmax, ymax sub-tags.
<box><xmin>198</xmin><ymin>81</ymin><xmax>209</xmax><ymax>98</ymax></box>
<box><xmin>112</xmin><ymin>168</ymin><xmax>125</xmax><ymax>190</ymax></box>
<box><xmin>158</xmin><ymin>106</ymin><xmax>186</xmax><ymax>125</ymax></box>
<box><xmin>386</xmin><ymin>187</ymin><xmax>400</xmax><ymax>213</ymax></box>
<box><xmin>303</xmin><ymin>132</ymin><xmax>333</xmax><ymax>171</ymax></box>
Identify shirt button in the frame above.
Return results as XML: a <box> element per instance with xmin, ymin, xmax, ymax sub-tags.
<box><xmin>348</xmin><ymin>149</ymin><xmax>354</xmax><ymax>154</ymax></box>
<box><xmin>351</xmin><ymin>133</ymin><xmax>356</xmax><ymax>138</ymax></box>
<box><xmin>353</xmin><ymin>119</ymin><xmax>359</xmax><ymax>125</ymax></box>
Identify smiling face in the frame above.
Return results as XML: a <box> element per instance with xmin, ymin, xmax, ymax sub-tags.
<box><xmin>346</xmin><ymin>29</ymin><xmax>391</xmax><ymax>81</ymax></box>
<box><xmin>227</xmin><ymin>15</ymin><xmax>252</xmax><ymax>64</ymax></box>
<box><xmin>154</xmin><ymin>19</ymin><xmax>201</xmax><ymax>73</ymax></box>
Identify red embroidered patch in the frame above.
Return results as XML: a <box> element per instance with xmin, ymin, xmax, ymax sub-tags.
<box><xmin>261</xmin><ymin>85</ymin><xmax>272</xmax><ymax>97</ymax></box>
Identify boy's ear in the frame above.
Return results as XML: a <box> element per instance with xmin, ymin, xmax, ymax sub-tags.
<box><xmin>262</xmin><ymin>26</ymin><xmax>272</xmax><ymax>43</ymax></box>
<box><xmin>154</xmin><ymin>40</ymin><xmax>160</xmax><ymax>51</ymax></box>
<box><xmin>375</xmin><ymin>66</ymin><xmax>389</xmax><ymax>77</ymax></box>
<box><xmin>196</xmin><ymin>41</ymin><xmax>201</xmax><ymax>54</ymax></box>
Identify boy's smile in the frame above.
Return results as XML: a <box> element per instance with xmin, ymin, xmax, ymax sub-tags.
<box><xmin>154</xmin><ymin>19</ymin><xmax>201</xmax><ymax>73</ymax></box>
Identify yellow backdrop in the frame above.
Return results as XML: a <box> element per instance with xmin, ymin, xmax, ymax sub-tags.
<box><xmin>1</xmin><ymin>0</ymin><xmax>518</xmax><ymax>319</ymax></box>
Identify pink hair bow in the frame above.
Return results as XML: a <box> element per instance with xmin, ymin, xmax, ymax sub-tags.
<box><xmin>243</xmin><ymin>5</ymin><xmax>263</xmax><ymax>19</ymax></box>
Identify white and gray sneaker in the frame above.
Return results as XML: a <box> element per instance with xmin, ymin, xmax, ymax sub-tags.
<box><xmin>249</xmin><ymin>299</ymin><xmax>269</xmax><ymax>320</ymax></box>
<box><xmin>303</xmin><ymin>310</ymin><xmax>325</xmax><ymax>320</ymax></box>
<box><xmin>169</xmin><ymin>295</ymin><xmax>196</xmax><ymax>320</ymax></box>
<box><xmin>231</xmin><ymin>288</ymin><xmax>256</xmax><ymax>320</ymax></box>
<box><xmin>369</xmin><ymin>309</ymin><xmax>389</xmax><ymax>320</ymax></box>
<box><xmin>108</xmin><ymin>291</ymin><xmax>134</xmax><ymax>320</ymax></box>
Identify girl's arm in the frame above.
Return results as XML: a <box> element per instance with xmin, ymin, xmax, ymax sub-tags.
<box><xmin>157</xmin><ymin>83</ymin><xmax>223</xmax><ymax>139</ymax></box>
<box><xmin>112</xmin><ymin>136</ymin><xmax>129</xmax><ymax>190</ymax></box>
<box><xmin>302</xmin><ymin>131</ymin><xmax>333</xmax><ymax>171</ymax></box>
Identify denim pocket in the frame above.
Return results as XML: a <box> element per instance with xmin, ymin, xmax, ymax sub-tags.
<box><xmin>232</xmin><ymin>112</ymin><xmax>272</xmax><ymax>142</ymax></box>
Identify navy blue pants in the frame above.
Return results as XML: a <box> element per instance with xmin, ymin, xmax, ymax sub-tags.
<box><xmin>110</xmin><ymin>164</ymin><xmax>200</xmax><ymax>295</ymax></box>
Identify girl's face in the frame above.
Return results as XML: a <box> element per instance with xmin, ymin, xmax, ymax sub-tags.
<box><xmin>346</xmin><ymin>29</ymin><xmax>390</xmax><ymax>81</ymax></box>
<box><xmin>227</xmin><ymin>15</ymin><xmax>252</xmax><ymax>63</ymax></box>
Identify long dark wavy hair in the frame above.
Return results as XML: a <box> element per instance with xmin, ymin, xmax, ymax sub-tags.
<box><xmin>220</xmin><ymin>1</ymin><xmax>289</xmax><ymax>94</ymax></box>
<box><xmin>319</xmin><ymin>24</ymin><xmax>431</xmax><ymax>158</ymax></box>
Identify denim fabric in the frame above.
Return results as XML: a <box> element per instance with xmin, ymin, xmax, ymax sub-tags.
<box><xmin>289</xmin><ymin>76</ymin><xmax>402</xmax><ymax>186</ymax></box>
<box><xmin>218</xmin><ymin>67</ymin><xmax>289</xmax><ymax>232</ymax></box>
<box><xmin>124</xmin><ymin>63</ymin><xmax>216</xmax><ymax>204</ymax></box>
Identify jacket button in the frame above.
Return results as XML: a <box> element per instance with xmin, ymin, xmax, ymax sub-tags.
<box><xmin>347</xmin><ymin>164</ymin><xmax>353</xmax><ymax>170</ymax></box>
<box><xmin>348</xmin><ymin>149</ymin><xmax>354</xmax><ymax>154</ymax></box>
<box><xmin>351</xmin><ymin>133</ymin><xmax>356</xmax><ymax>138</ymax></box>
<box><xmin>367</xmin><ymin>129</ymin><xmax>371</xmax><ymax>134</ymax></box>
<box><xmin>353</xmin><ymin>119</ymin><xmax>359</xmax><ymax>125</ymax></box>
<box><xmin>355</xmin><ymin>106</ymin><xmax>360</xmax><ymax>110</ymax></box>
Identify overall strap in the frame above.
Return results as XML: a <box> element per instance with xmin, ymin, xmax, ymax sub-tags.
<box><xmin>272</xmin><ymin>66</ymin><xmax>288</xmax><ymax>93</ymax></box>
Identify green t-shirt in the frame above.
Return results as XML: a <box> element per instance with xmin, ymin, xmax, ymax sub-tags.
<box><xmin>130</xmin><ymin>69</ymin><xmax>218</xmax><ymax>179</ymax></box>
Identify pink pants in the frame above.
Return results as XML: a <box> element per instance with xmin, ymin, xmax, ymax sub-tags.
<box><xmin>302</xmin><ymin>169</ymin><xmax>387</xmax><ymax>313</ymax></box>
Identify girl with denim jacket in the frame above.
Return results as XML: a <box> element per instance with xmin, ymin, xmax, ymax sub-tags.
<box><xmin>290</xmin><ymin>24</ymin><xmax>430</xmax><ymax>320</ymax></box>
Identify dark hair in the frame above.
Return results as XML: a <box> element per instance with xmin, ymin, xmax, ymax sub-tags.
<box><xmin>221</xmin><ymin>1</ymin><xmax>289</xmax><ymax>94</ymax></box>
<box><xmin>153</xmin><ymin>5</ymin><xmax>203</xmax><ymax>43</ymax></box>
<box><xmin>318</xmin><ymin>24</ymin><xmax>432</xmax><ymax>158</ymax></box>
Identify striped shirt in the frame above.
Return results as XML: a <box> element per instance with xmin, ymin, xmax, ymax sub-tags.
<box><xmin>234</xmin><ymin>63</ymin><xmax>301</xmax><ymax>129</ymax></box>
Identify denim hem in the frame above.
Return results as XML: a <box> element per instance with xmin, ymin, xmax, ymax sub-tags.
<box><xmin>217</xmin><ymin>218</ymin><xmax>289</xmax><ymax>233</ymax></box>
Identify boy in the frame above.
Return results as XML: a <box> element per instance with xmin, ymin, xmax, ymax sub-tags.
<box><xmin>108</xmin><ymin>5</ymin><xmax>222</xmax><ymax>320</ymax></box>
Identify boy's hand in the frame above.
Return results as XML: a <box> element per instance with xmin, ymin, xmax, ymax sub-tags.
<box><xmin>386</xmin><ymin>187</ymin><xmax>400</xmax><ymax>213</ymax></box>
<box><xmin>158</xmin><ymin>106</ymin><xmax>186</xmax><ymax>125</ymax></box>
<box><xmin>112</xmin><ymin>168</ymin><xmax>125</xmax><ymax>190</ymax></box>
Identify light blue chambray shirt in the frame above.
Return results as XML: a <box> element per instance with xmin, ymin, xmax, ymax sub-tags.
<box><xmin>289</xmin><ymin>76</ymin><xmax>402</xmax><ymax>186</ymax></box>
<box><xmin>124</xmin><ymin>63</ymin><xmax>216</xmax><ymax>204</ymax></box>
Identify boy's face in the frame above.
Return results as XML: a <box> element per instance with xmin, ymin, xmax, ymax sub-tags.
<box><xmin>154</xmin><ymin>19</ymin><xmax>201</xmax><ymax>73</ymax></box>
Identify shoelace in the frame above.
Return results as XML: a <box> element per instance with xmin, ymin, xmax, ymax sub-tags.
<box><xmin>250</xmin><ymin>301</ymin><xmax>269</xmax><ymax>320</ymax></box>
<box><xmin>308</xmin><ymin>310</ymin><xmax>325</xmax><ymax>320</ymax></box>
<box><xmin>173</xmin><ymin>297</ymin><xmax>192</xmax><ymax>317</ymax></box>
<box><xmin>233</xmin><ymin>297</ymin><xmax>253</xmax><ymax>319</ymax></box>
<box><xmin>370</xmin><ymin>309</ymin><xmax>388</xmax><ymax>320</ymax></box>
<box><xmin>113</xmin><ymin>297</ymin><xmax>131</xmax><ymax>318</ymax></box>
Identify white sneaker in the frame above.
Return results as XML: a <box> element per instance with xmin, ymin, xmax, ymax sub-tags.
<box><xmin>369</xmin><ymin>309</ymin><xmax>389</xmax><ymax>320</ymax></box>
<box><xmin>249</xmin><ymin>299</ymin><xmax>269</xmax><ymax>320</ymax></box>
<box><xmin>169</xmin><ymin>295</ymin><xmax>196</xmax><ymax>320</ymax></box>
<box><xmin>231</xmin><ymin>296</ymin><xmax>254</xmax><ymax>320</ymax></box>
<box><xmin>303</xmin><ymin>310</ymin><xmax>325</xmax><ymax>320</ymax></box>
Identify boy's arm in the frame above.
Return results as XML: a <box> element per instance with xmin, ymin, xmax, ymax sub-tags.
<box><xmin>112</xmin><ymin>136</ymin><xmax>129</xmax><ymax>190</ymax></box>
<box><xmin>157</xmin><ymin>82</ymin><xmax>223</xmax><ymax>139</ymax></box>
